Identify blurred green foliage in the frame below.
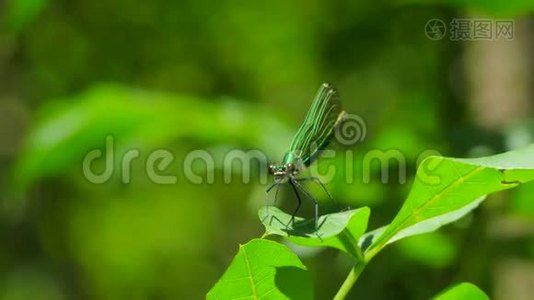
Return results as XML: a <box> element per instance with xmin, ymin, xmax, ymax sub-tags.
<box><xmin>434</xmin><ymin>282</ymin><xmax>489</xmax><ymax>300</ymax></box>
<box><xmin>0</xmin><ymin>0</ymin><xmax>533</xmax><ymax>299</ymax></box>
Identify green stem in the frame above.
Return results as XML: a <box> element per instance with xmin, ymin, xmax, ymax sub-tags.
<box><xmin>333</xmin><ymin>261</ymin><xmax>366</xmax><ymax>300</ymax></box>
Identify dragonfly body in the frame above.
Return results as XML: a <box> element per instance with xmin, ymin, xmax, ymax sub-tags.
<box><xmin>268</xmin><ymin>152</ymin><xmax>304</xmax><ymax>184</ymax></box>
<box><xmin>267</xmin><ymin>83</ymin><xmax>347</xmax><ymax>227</ymax></box>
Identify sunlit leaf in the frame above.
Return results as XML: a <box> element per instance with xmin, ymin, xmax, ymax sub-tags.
<box><xmin>207</xmin><ymin>239</ymin><xmax>312</xmax><ymax>300</ymax></box>
<box><xmin>259</xmin><ymin>206</ymin><xmax>370</xmax><ymax>258</ymax></box>
<box><xmin>365</xmin><ymin>144</ymin><xmax>534</xmax><ymax>258</ymax></box>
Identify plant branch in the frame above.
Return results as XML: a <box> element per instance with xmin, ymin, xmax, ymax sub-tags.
<box><xmin>333</xmin><ymin>260</ymin><xmax>366</xmax><ymax>300</ymax></box>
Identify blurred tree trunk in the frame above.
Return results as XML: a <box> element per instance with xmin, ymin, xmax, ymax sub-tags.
<box><xmin>465</xmin><ymin>17</ymin><xmax>534</xmax><ymax>300</ymax></box>
<box><xmin>465</xmin><ymin>19</ymin><xmax>533</xmax><ymax>130</ymax></box>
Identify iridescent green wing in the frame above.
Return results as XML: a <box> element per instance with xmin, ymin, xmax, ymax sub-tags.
<box><xmin>287</xmin><ymin>83</ymin><xmax>346</xmax><ymax>167</ymax></box>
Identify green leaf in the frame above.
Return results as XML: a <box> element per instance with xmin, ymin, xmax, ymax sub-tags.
<box><xmin>207</xmin><ymin>239</ymin><xmax>312</xmax><ymax>300</ymax></box>
<box><xmin>359</xmin><ymin>196</ymin><xmax>485</xmax><ymax>253</ymax></box>
<box><xmin>259</xmin><ymin>206</ymin><xmax>370</xmax><ymax>258</ymax></box>
<box><xmin>365</xmin><ymin>144</ymin><xmax>534</xmax><ymax>259</ymax></box>
<box><xmin>433</xmin><ymin>282</ymin><xmax>489</xmax><ymax>300</ymax></box>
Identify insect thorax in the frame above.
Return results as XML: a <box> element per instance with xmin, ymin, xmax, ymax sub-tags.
<box><xmin>282</xmin><ymin>152</ymin><xmax>305</xmax><ymax>172</ymax></box>
<box><xmin>267</xmin><ymin>152</ymin><xmax>303</xmax><ymax>183</ymax></box>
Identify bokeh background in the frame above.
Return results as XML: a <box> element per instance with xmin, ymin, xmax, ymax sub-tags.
<box><xmin>1</xmin><ymin>0</ymin><xmax>534</xmax><ymax>299</ymax></box>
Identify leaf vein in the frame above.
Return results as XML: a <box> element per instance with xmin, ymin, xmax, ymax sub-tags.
<box><xmin>242</xmin><ymin>245</ymin><xmax>258</xmax><ymax>299</ymax></box>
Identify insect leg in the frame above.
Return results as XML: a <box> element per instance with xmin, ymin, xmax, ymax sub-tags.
<box><xmin>296</xmin><ymin>176</ymin><xmax>333</xmax><ymax>202</ymax></box>
<box><xmin>291</xmin><ymin>178</ymin><xmax>319</xmax><ymax>229</ymax></box>
<box><xmin>288</xmin><ymin>179</ymin><xmax>302</xmax><ymax>227</ymax></box>
<box><xmin>266</xmin><ymin>182</ymin><xmax>278</xmax><ymax>193</ymax></box>
<box><xmin>264</xmin><ymin>182</ymin><xmax>279</xmax><ymax>224</ymax></box>
<box><xmin>295</xmin><ymin>177</ymin><xmax>351</xmax><ymax>211</ymax></box>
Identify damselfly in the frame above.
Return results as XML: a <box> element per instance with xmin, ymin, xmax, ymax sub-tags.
<box><xmin>267</xmin><ymin>83</ymin><xmax>347</xmax><ymax>228</ymax></box>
